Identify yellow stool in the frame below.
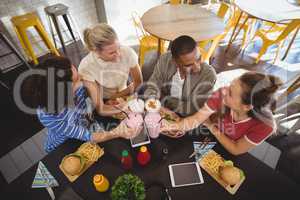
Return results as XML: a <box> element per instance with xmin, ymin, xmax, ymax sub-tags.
<box><xmin>11</xmin><ymin>12</ymin><xmax>60</xmax><ymax>65</ymax></box>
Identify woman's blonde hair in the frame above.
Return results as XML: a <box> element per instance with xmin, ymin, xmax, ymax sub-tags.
<box><xmin>83</xmin><ymin>23</ymin><xmax>117</xmax><ymax>51</ymax></box>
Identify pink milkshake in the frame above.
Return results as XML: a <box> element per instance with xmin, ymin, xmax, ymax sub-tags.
<box><xmin>144</xmin><ymin>112</ymin><xmax>162</xmax><ymax>138</ymax></box>
<box><xmin>145</xmin><ymin>99</ymin><xmax>162</xmax><ymax>138</ymax></box>
<box><xmin>125</xmin><ymin>112</ymin><xmax>143</xmax><ymax>129</ymax></box>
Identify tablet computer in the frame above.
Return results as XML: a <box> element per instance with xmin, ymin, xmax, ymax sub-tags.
<box><xmin>169</xmin><ymin>162</ymin><xmax>204</xmax><ymax>187</ymax></box>
<box><xmin>130</xmin><ymin>124</ymin><xmax>151</xmax><ymax>148</ymax></box>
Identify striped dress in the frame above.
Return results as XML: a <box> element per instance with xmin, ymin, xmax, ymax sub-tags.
<box><xmin>37</xmin><ymin>85</ymin><xmax>93</xmax><ymax>153</ymax></box>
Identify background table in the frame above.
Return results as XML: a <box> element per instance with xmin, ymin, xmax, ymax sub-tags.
<box><xmin>235</xmin><ymin>0</ymin><xmax>300</xmax><ymax>23</ymax></box>
<box><xmin>4</xmin><ymin>117</ymin><xmax>300</xmax><ymax>200</ymax></box>
<box><xmin>141</xmin><ymin>4</ymin><xmax>225</xmax><ymax>53</ymax></box>
<box><xmin>226</xmin><ymin>0</ymin><xmax>300</xmax><ymax>57</ymax></box>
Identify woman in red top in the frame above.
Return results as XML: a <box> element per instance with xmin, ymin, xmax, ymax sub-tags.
<box><xmin>161</xmin><ymin>72</ymin><xmax>283</xmax><ymax>155</ymax></box>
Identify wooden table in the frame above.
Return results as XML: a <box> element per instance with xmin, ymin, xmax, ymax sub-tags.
<box><xmin>141</xmin><ymin>4</ymin><xmax>225</xmax><ymax>53</ymax></box>
<box><xmin>226</xmin><ymin>0</ymin><xmax>300</xmax><ymax>57</ymax></box>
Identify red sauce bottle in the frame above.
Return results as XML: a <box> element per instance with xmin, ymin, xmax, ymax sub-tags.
<box><xmin>121</xmin><ymin>150</ymin><xmax>132</xmax><ymax>170</ymax></box>
<box><xmin>137</xmin><ymin>146</ymin><xmax>151</xmax><ymax>166</ymax></box>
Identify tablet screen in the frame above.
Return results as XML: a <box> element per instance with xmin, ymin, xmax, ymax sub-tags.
<box><xmin>169</xmin><ymin>162</ymin><xmax>204</xmax><ymax>187</ymax></box>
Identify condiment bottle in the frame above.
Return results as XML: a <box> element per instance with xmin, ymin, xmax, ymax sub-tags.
<box><xmin>93</xmin><ymin>174</ymin><xmax>109</xmax><ymax>192</ymax></box>
<box><xmin>121</xmin><ymin>150</ymin><xmax>133</xmax><ymax>170</ymax></box>
<box><xmin>137</xmin><ymin>146</ymin><xmax>151</xmax><ymax>166</ymax></box>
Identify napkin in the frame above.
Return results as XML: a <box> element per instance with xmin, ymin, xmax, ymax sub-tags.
<box><xmin>32</xmin><ymin>161</ymin><xmax>59</xmax><ymax>188</ymax></box>
<box><xmin>193</xmin><ymin>141</ymin><xmax>216</xmax><ymax>161</ymax></box>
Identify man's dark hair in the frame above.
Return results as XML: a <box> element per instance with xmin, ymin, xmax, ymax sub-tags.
<box><xmin>170</xmin><ymin>35</ymin><xmax>197</xmax><ymax>59</ymax></box>
<box><xmin>21</xmin><ymin>56</ymin><xmax>73</xmax><ymax>114</ymax></box>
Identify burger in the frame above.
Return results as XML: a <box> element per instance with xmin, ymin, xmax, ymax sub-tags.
<box><xmin>62</xmin><ymin>154</ymin><xmax>85</xmax><ymax>176</ymax></box>
<box><xmin>219</xmin><ymin>165</ymin><xmax>241</xmax><ymax>186</ymax></box>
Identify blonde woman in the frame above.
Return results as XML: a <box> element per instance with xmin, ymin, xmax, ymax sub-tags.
<box><xmin>79</xmin><ymin>23</ymin><xmax>143</xmax><ymax>116</ymax></box>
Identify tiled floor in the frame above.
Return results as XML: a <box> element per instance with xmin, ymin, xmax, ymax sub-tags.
<box><xmin>249</xmin><ymin>141</ymin><xmax>282</xmax><ymax>169</ymax></box>
<box><xmin>0</xmin><ymin>128</ymin><xmax>47</xmax><ymax>183</ymax></box>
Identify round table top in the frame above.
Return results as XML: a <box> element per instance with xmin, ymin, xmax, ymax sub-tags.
<box><xmin>235</xmin><ymin>0</ymin><xmax>300</xmax><ymax>23</ymax></box>
<box><xmin>141</xmin><ymin>4</ymin><xmax>225</xmax><ymax>42</ymax></box>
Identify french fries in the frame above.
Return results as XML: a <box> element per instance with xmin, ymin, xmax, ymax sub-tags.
<box><xmin>76</xmin><ymin>142</ymin><xmax>104</xmax><ymax>163</ymax></box>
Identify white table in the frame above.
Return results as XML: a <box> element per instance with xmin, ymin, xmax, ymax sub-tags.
<box><xmin>226</xmin><ymin>0</ymin><xmax>300</xmax><ymax>59</ymax></box>
<box><xmin>236</xmin><ymin>0</ymin><xmax>300</xmax><ymax>23</ymax></box>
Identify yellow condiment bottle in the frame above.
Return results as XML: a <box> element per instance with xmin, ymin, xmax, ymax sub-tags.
<box><xmin>93</xmin><ymin>174</ymin><xmax>109</xmax><ymax>192</ymax></box>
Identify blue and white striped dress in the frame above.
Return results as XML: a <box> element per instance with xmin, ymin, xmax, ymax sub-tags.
<box><xmin>37</xmin><ymin>85</ymin><xmax>93</xmax><ymax>153</ymax></box>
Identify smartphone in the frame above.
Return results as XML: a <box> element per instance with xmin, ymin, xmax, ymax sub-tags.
<box><xmin>130</xmin><ymin>124</ymin><xmax>151</xmax><ymax>148</ymax></box>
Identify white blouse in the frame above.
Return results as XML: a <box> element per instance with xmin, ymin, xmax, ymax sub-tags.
<box><xmin>78</xmin><ymin>46</ymin><xmax>138</xmax><ymax>98</ymax></box>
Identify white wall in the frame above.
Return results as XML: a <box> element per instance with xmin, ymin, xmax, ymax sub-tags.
<box><xmin>0</xmin><ymin>0</ymin><xmax>168</xmax><ymax>59</ymax></box>
<box><xmin>0</xmin><ymin>0</ymin><xmax>98</xmax><ymax>59</ymax></box>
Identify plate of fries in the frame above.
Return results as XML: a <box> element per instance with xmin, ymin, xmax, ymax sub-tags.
<box><xmin>59</xmin><ymin>142</ymin><xmax>104</xmax><ymax>182</ymax></box>
<box><xmin>76</xmin><ymin>142</ymin><xmax>104</xmax><ymax>163</ymax></box>
<box><xmin>199</xmin><ymin>150</ymin><xmax>245</xmax><ymax>195</ymax></box>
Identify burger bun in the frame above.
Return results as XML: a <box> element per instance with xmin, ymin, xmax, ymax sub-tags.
<box><xmin>219</xmin><ymin>166</ymin><xmax>241</xmax><ymax>186</ymax></box>
<box><xmin>62</xmin><ymin>154</ymin><xmax>84</xmax><ymax>176</ymax></box>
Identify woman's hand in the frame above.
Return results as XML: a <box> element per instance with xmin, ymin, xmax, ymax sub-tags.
<box><xmin>111</xmin><ymin>122</ymin><xmax>142</xmax><ymax>139</ymax></box>
<box><xmin>161</xmin><ymin>130</ymin><xmax>185</xmax><ymax>138</ymax></box>
<box><xmin>114</xmin><ymin>97</ymin><xmax>127</xmax><ymax>108</ymax></box>
<box><xmin>203</xmin><ymin>118</ymin><xmax>216</xmax><ymax>131</ymax></box>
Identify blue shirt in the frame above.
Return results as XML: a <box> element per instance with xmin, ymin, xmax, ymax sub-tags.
<box><xmin>37</xmin><ymin>85</ymin><xmax>93</xmax><ymax>153</ymax></box>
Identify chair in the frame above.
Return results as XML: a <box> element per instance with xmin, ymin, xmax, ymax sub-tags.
<box><xmin>0</xmin><ymin>32</ymin><xmax>31</xmax><ymax>90</ymax></box>
<box><xmin>225</xmin><ymin>3</ymin><xmax>256</xmax><ymax>53</ymax></box>
<box><xmin>11</xmin><ymin>12</ymin><xmax>60</xmax><ymax>65</ymax></box>
<box><xmin>276</xmin><ymin>74</ymin><xmax>300</xmax><ymax>107</ymax></box>
<box><xmin>261</xmin><ymin>22</ymin><xmax>286</xmax><ymax>34</ymax></box>
<box><xmin>198</xmin><ymin>2</ymin><xmax>230</xmax><ymax>63</ymax></box>
<box><xmin>200</xmin><ymin>2</ymin><xmax>256</xmax><ymax>63</ymax></box>
<box><xmin>230</xmin><ymin>5</ymin><xmax>256</xmax><ymax>48</ymax></box>
<box><xmin>131</xmin><ymin>11</ymin><xmax>165</xmax><ymax>67</ymax></box>
<box><xmin>44</xmin><ymin>3</ymin><xmax>83</xmax><ymax>53</ymax></box>
<box><xmin>169</xmin><ymin>0</ymin><xmax>182</xmax><ymax>4</ymax></box>
<box><xmin>0</xmin><ymin>32</ymin><xmax>31</xmax><ymax>72</ymax></box>
<box><xmin>169</xmin><ymin>0</ymin><xmax>192</xmax><ymax>4</ymax></box>
<box><xmin>252</xmin><ymin>19</ymin><xmax>300</xmax><ymax>63</ymax></box>
<box><xmin>204</xmin><ymin>0</ymin><xmax>221</xmax><ymax>10</ymax></box>
<box><xmin>0</xmin><ymin>70</ymin><xmax>9</xmax><ymax>90</ymax></box>
<box><xmin>243</xmin><ymin>21</ymin><xmax>287</xmax><ymax>51</ymax></box>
